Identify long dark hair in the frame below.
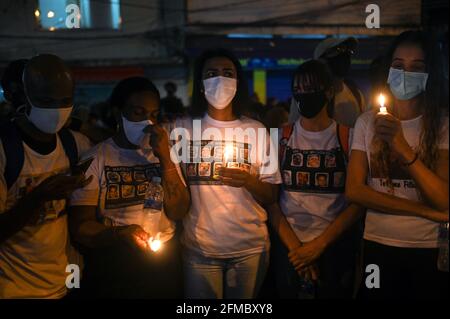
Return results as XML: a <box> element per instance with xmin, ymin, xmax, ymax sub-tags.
<box><xmin>372</xmin><ymin>30</ymin><xmax>449</xmax><ymax>183</ymax></box>
<box><xmin>189</xmin><ymin>48</ymin><xmax>249</xmax><ymax>118</ymax></box>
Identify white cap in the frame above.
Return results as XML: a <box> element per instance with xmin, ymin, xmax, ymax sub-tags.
<box><xmin>313</xmin><ymin>37</ymin><xmax>358</xmax><ymax>60</ymax></box>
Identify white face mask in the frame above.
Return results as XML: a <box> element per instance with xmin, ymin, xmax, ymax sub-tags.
<box><xmin>387</xmin><ymin>67</ymin><xmax>428</xmax><ymax>100</ymax></box>
<box><xmin>122</xmin><ymin>115</ymin><xmax>153</xmax><ymax>146</ymax></box>
<box><xmin>26</xmin><ymin>102</ymin><xmax>73</xmax><ymax>134</ymax></box>
<box><xmin>203</xmin><ymin>76</ymin><xmax>237</xmax><ymax>110</ymax></box>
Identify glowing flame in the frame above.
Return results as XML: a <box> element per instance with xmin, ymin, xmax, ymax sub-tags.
<box><xmin>34</xmin><ymin>10</ymin><xmax>40</xmax><ymax>17</ymax></box>
<box><xmin>378</xmin><ymin>93</ymin><xmax>388</xmax><ymax>114</ymax></box>
<box><xmin>47</xmin><ymin>11</ymin><xmax>55</xmax><ymax>18</ymax></box>
<box><xmin>148</xmin><ymin>233</ymin><xmax>162</xmax><ymax>252</ymax></box>
<box><xmin>223</xmin><ymin>144</ymin><xmax>233</xmax><ymax>164</ymax></box>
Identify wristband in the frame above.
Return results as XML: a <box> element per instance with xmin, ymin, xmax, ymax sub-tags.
<box><xmin>403</xmin><ymin>152</ymin><xmax>418</xmax><ymax>166</ymax></box>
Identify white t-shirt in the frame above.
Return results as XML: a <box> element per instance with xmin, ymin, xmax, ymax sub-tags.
<box><xmin>70</xmin><ymin>138</ymin><xmax>178</xmax><ymax>244</ymax></box>
<box><xmin>352</xmin><ymin>111</ymin><xmax>449</xmax><ymax>248</ymax></box>
<box><xmin>280</xmin><ymin>120</ymin><xmax>352</xmax><ymax>243</ymax></box>
<box><xmin>171</xmin><ymin>114</ymin><xmax>282</xmax><ymax>258</ymax></box>
<box><xmin>288</xmin><ymin>82</ymin><xmax>366</xmax><ymax>127</ymax></box>
<box><xmin>0</xmin><ymin>130</ymin><xmax>92</xmax><ymax>299</ymax></box>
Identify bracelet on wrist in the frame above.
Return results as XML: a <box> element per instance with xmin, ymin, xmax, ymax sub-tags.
<box><xmin>403</xmin><ymin>152</ymin><xmax>419</xmax><ymax>166</ymax></box>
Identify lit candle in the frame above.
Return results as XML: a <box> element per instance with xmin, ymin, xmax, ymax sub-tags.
<box><xmin>148</xmin><ymin>233</ymin><xmax>162</xmax><ymax>252</ymax></box>
<box><xmin>378</xmin><ymin>93</ymin><xmax>388</xmax><ymax>115</ymax></box>
<box><xmin>223</xmin><ymin>144</ymin><xmax>233</xmax><ymax>167</ymax></box>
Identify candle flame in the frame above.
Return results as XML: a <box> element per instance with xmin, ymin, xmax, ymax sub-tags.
<box><xmin>378</xmin><ymin>94</ymin><xmax>385</xmax><ymax>107</ymax></box>
<box><xmin>148</xmin><ymin>233</ymin><xmax>162</xmax><ymax>252</ymax></box>
<box><xmin>378</xmin><ymin>93</ymin><xmax>388</xmax><ymax>114</ymax></box>
<box><xmin>224</xmin><ymin>144</ymin><xmax>233</xmax><ymax>164</ymax></box>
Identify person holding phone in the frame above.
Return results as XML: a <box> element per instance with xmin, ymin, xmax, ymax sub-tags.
<box><xmin>0</xmin><ymin>54</ymin><xmax>92</xmax><ymax>299</ymax></box>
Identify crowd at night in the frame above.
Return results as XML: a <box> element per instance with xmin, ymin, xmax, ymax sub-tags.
<box><xmin>0</xmin><ymin>0</ymin><xmax>448</xmax><ymax>304</ymax></box>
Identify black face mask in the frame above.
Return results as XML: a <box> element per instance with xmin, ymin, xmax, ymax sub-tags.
<box><xmin>326</xmin><ymin>53</ymin><xmax>351</xmax><ymax>77</ymax></box>
<box><xmin>294</xmin><ymin>92</ymin><xmax>327</xmax><ymax>119</ymax></box>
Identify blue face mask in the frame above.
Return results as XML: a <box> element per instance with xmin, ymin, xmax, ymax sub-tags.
<box><xmin>387</xmin><ymin>67</ymin><xmax>428</xmax><ymax>100</ymax></box>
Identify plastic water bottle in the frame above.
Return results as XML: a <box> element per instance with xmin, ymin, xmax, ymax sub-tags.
<box><xmin>142</xmin><ymin>176</ymin><xmax>164</xmax><ymax>237</ymax></box>
<box><xmin>437</xmin><ymin>222</ymin><xmax>449</xmax><ymax>272</ymax></box>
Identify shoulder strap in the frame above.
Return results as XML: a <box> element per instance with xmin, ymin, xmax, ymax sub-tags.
<box><xmin>0</xmin><ymin>120</ymin><xmax>25</xmax><ymax>189</ymax></box>
<box><xmin>279</xmin><ymin>123</ymin><xmax>294</xmax><ymax>165</ymax></box>
<box><xmin>344</xmin><ymin>78</ymin><xmax>363</xmax><ymax>113</ymax></box>
<box><xmin>336</xmin><ymin>123</ymin><xmax>351</xmax><ymax>161</ymax></box>
<box><xmin>58</xmin><ymin>128</ymin><xmax>78</xmax><ymax>169</ymax></box>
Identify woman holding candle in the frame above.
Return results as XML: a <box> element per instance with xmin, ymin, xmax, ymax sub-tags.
<box><xmin>266</xmin><ymin>60</ymin><xmax>365</xmax><ymax>299</ymax></box>
<box><xmin>346</xmin><ymin>30</ymin><xmax>449</xmax><ymax>298</ymax></box>
<box><xmin>172</xmin><ymin>49</ymin><xmax>282</xmax><ymax>299</ymax></box>
<box><xmin>68</xmin><ymin>77</ymin><xmax>190</xmax><ymax>298</ymax></box>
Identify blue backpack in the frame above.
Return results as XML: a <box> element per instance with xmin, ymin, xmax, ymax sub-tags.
<box><xmin>0</xmin><ymin>119</ymin><xmax>78</xmax><ymax>189</ymax></box>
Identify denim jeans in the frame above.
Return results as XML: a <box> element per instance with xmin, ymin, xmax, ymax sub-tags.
<box><xmin>183</xmin><ymin>249</ymin><xmax>269</xmax><ymax>299</ymax></box>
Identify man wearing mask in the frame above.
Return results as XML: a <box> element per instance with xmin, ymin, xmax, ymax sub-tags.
<box><xmin>288</xmin><ymin>37</ymin><xmax>366</xmax><ymax>128</ymax></box>
<box><xmin>0</xmin><ymin>54</ymin><xmax>92</xmax><ymax>298</ymax></box>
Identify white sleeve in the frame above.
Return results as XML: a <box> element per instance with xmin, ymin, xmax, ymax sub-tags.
<box><xmin>351</xmin><ymin>113</ymin><xmax>368</xmax><ymax>153</ymax></box>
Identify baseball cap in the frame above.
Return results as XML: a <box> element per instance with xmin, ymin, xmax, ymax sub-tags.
<box><xmin>313</xmin><ymin>37</ymin><xmax>358</xmax><ymax>60</ymax></box>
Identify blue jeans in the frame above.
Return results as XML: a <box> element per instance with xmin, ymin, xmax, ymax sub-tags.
<box><xmin>183</xmin><ymin>249</ymin><xmax>269</xmax><ymax>299</ymax></box>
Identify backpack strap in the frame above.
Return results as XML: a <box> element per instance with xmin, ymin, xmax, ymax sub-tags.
<box><xmin>336</xmin><ymin>123</ymin><xmax>351</xmax><ymax>162</ymax></box>
<box><xmin>58</xmin><ymin>128</ymin><xmax>78</xmax><ymax>170</ymax></box>
<box><xmin>0</xmin><ymin>120</ymin><xmax>25</xmax><ymax>189</ymax></box>
<box><xmin>279</xmin><ymin>123</ymin><xmax>294</xmax><ymax>166</ymax></box>
<box><xmin>344</xmin><ymin>78</ymin><xmax>363</xmax><ymax>113</ymax></box>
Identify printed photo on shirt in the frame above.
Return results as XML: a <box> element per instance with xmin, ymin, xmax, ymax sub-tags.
<box><xmin>227</xmin><ymin>162</ymin><xmax>240</xmax><ymax>169</ymax></box>
<box><xmin>198</xmin><ymin>162</ymin><xmax>211</xmax><ymax>177</ymax></box>
<box><xmin>325</xmin><ymin>154</ymin><xmax>337</xmax><ymax>168</ymax></box>
<box><xmin>315</xmin><ymin>173</ymin><xmax>329</xmax><ymax>188</ymax></box>
<box><xmin>137</xmin><ymin>182</ymin><xmax>149</xmax><ymax>196</ymax></box>
<box><xmin>145</xmin><ymin>165</ymin><xmax>161</xmax><ymax>181</ymax></box>
<box><xmin>333</xmin><ymin>172</ymin><xmax>345</xmax><ymax>187</ymax></box>
<box><xmin>107</xmin><ymin>171</ymin><xmax>121</xmax><ymax>184</ymax></box>
<box><xmin>213</xmin><ymin>162</ymin><xmax>223</xmax><ymax>176</ymax></box>
<box><xmin>240</xmin><ymin>163</ymin><xmax>251</xmax><ymax>173</ymax></box>
<box><xmin>296</xmin><ymin>171</ymin><xmax>310</xmax><ymax>186</ymax></box>
<box><xmin>134</xmin><ymin>170</ymin><xmax>147</xmax><ymax>182</ymax></box>
<box><xmin>120</xmin><ymin>171</ymin><xmax>133</xmax><ymax>183</ymax></box>
<box><xmin>186</xmin><ymin>163</ymin><xmax>197</xmax><ymax>177</ymax></box>
<box><xmin>307</xmin><ymin>154</ymin><xmax>321</xmax><ymax>168</ymax></box>
<box><xmin>107</xmin><ymin>184</ymin><xmax>120</xmax><ymax>200</ymax></box>
<box><xmin>291</xmin><ymin>153</ymin><xmax>304</xmax><ymax>167</ymax></box>
<box><xmin>201</xmin><ymin>146</ymin><xmax>212</xmax><ymax>161</ymax></box>
<box><xmin>121</xmin><ymin>185</ymin><xmax>135</xmax><ymax>199</ymax></box>
<box><xmin>283</xmin><ymin>170</ymin><xmax>292</xmax><ymax>186</ymax></box>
